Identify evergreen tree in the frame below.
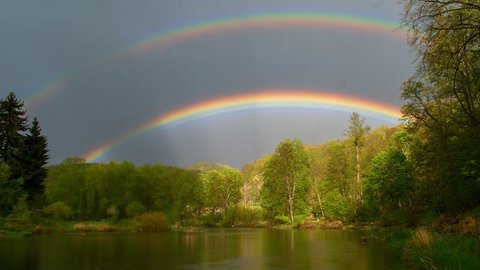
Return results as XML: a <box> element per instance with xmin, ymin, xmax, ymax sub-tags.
<box><xmin>0</xmin><ymin>92</ymin><xmax>28</xmax><ymax>179</ymax></box>
<box><xmin>23</xmin><ymin>117</ymin><xmax>49</xmax><ymax>205</ymax></box>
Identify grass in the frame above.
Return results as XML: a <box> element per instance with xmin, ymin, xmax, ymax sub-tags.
<box><xmin>404</xmin><ymin>228</ymin><xmax>480</xmax><ymax>269</ymax></box>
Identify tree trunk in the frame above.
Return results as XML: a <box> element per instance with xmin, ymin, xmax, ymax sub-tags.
<box><xmin>313</xmin><ymin>177</ymin><xmax>324</xmax><ymax>218</ymax></box>
<box><xmin>288</xmin><ymin>181</ymin><xmax>296</xmax><ymax>224</ymax></box>
<box><xmin>288</xmin><ymin>194</ymin><xmax>294</xmax><ymax>224</ymax></box>
<box><xmin>356</xmin><ymin>145</ymin><xmax>362</xmax><ymax>202</ymax></box>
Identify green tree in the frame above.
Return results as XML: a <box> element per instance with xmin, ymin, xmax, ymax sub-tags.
<box><xmin>0</xmin><ymin>92</ymin><xmax>28</xmax><ymax>180</ymax></box>
<box><xmin>346</xmin><ymin>112</ymin><xmax>370</xmax><ymax>213</ymax></box>
<box><xmin>200</xmin><ymin>166</ymin><xmax>243</xmax><ymax>215</ymax></box>
<box><xmin>364</xmin><ymin>148</ymin><xmax>413</xmax><ymax>216</ymax></box>
<box><xmin>307</xmin><ymin>144</ymin><xmax>329</xmax><ymax>218</ymax></box>
<box><xmin>402</xmin><ymin>0</ymin><xmax>480</xmax><ymax>126</ymax></box>
<box><xmin>22</xmin><ymin>117</ymin><xmax>49</xmax><ymax>205</ymax></box>
<box><xmin>400</xmin><ymin>0</ymin><xmax>480</xmax><ymax>211</ymax></box>
<box><xmin>169</xmin><ymin>169</ymin><xmax>203</xmax><ymax>224</ymax></box>
<box><xmin>45</xmin><ymin>157</ymin><xmax>89</xmax><ymax>218</ymax></box>
<box><xmin>261</xmin><ymin>139</ymin><xmax>311</xmax><ymax>224</ymax></box>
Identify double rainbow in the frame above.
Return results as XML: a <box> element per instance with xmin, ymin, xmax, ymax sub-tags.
<box><xmin>83</xmin><ymin>89</ymin><xmax>402</xmax><ymax>162</ymax></box>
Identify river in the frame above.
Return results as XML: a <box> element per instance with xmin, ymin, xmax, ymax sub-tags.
<box><xmin>0</xmin><ymin>228</ymin><xmax>404</xmax><ymax>269</ymax></box>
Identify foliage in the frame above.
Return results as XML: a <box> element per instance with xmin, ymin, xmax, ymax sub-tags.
<box><xmin>8</xmin><ymin>194</ymin><xmax>31</xmax><ymax>220</ymax></box>
<box><xmin>22</xmin><ymin>117</ymin><xmax>49</xmax><ymax>205</ymax></box>
<box><xmin>0</xmin><ymin>163</ymin><xmax>23</xmax><ymax>216</ymax></box>
<box><xmin>241</xmin><ymin>157</ymin><xmax>268</xmax><ymax>206</ymax></box>
<box><xmin>364</xmin><ymin>148</ymin><xmax>413</xmax><ymax>216</ymax></box>
<box><xmin>322</xmin><ymin>189</ymin><xmax>350</xmax><ymax>222</ymax></box>
<box><xmin>126</xmin><ymin>201</ymin><xmax>145</xmax><ymax>218</ymax></box>
<box><xmin>0</xmin><ymin>92</ymin><xmax>28</xmax><ymax>180</ymax></box>
<box><xmin>0</xmin><ymin>92</ymin><xmax>48</xmax><ymax>211</ymax></box>
<box><xmin>44</xmin><ymin>202</ymin><xmax>73</xmax><ymax>220</ymax></box>
<box><xmin>232</xmin><ymin>205</ymin><xmax>264</xmax><ymax>227</ymax></box>
<box><xmin>400</xmin><ymin>0</ymin><xmax>480</xmax><ymax>212</ymax></box>
<box><xmin>45</xmin><ymin>159</ymin><xmax>204</xmax><ymax>223</ymax></box>
<box><xmin>134</xmin><ymin>212</ymin><xmax>170</xmax><ymax>232</ymax></box>
<box><xmin>200</xmin><ymin>166</ymin><xmax>243</xmax><ymax>214</ymax></box>
<box><xmin>346</xmin><ymin>112</ymin><xmax>370</xmax><ymax>215</ymax></box>
<box><xmin>261</xmin><ymin>139</ymin><xmax>311</xmax><ymax>224</ymax></box>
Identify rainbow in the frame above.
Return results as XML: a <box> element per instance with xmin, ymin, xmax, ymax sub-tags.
<box><xmin>83</xmin><ymin>89</ymin><xmax>402</xmax><ymax>162</ymax></box>
<box><xmin>118</xmin><ymin>13</ymin><xmax>405</xmax><ymax>57</ymax></box>
<box><xmin>25</xmin><ymin>12</ymin><xmax>406</xmax><ymax>109</ymax></box>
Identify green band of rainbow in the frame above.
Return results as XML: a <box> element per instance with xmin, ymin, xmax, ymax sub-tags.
<box><xmin>25</xmin><ymin>12</ymin><xmax>406</xmax><ymax>109</ymax></box>
<box><xmin>83</xmin><ymin>89</ymin><xmax>402</xmax><ymax>162</ymax></box>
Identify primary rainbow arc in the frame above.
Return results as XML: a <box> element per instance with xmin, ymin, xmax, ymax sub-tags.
<box><xmin>83</xmin><ymin>89</ymin><xmax>402</xmax><ymax>163</ymax></box>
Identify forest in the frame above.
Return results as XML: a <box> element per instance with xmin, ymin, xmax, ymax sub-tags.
<box><xmin>1</xmin><ymin>1</ymin><xmax>480</xmax><ymax>269</ymax></box>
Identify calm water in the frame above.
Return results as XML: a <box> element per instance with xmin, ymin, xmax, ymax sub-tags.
<box><xmin>0</xmin><ymin>228</ymin><xmax>404</xmax><ymax>270</ymax></box>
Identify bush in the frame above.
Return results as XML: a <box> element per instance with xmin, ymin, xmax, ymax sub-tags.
<box><xmin>44</xmin><ymin>202</ymin><xmax>72</xmax><ymax>220</ymax></box>
<box><xmin>126</xmin><ymin>201</ymin><xmax>145</xmax><ymax>218</ymax></box>
<box><xmin>234</xmin><ymin>205</ymin><xmax>264</xmax><ymax>227</ymax></box>
<box><xmin>222</xmin><ymin>207</ymin><xmax>235</xmax><ymax>226</ymax></box>
<box><xmin>8</xmin><ymin>195</ymin><xmax>31</xmax><ymax>220</ymax></box>
<box><xmin>274</xmin><ymin>215</ymin><xmax>291</xmax><ymax>225</ymax></box>
<box><xmin>106</xmin><ymin>205</ymin><xmax>119</xmax><ymax>221</ymax></box>
<box><xmin>134</xmin><ymin>212</ymin><xmax>169</xmax><ymax>232</ymax></box>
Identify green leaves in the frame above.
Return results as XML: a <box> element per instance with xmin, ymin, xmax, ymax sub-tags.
<box><xmin>200</xmin><ymin>166</ymin><xmax>243</xmax><ymax>214</ymax></box>
<box><xmin>261</xmin><ymin>139</ymin><xmax>311</xmax><ymax>223</ymax></box>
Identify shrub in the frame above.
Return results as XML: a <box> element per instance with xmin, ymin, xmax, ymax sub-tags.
<box><xmin>44</xmin><ymin>202</ymin><xmax>72</xmax><ymax>220</ymax></box>
<box><xmin>8</xmin><ymin>195</ymin><xmax>31</xmax><ymax>220</ymax></box>
<box><xmin>134</xmin><ymin>212</ymin><xmax>169</xmax><ymax>232</ymax></box>
<box><xmin>222</xmin><ymin>207</ymin><xmax>235</xmax><ymax>226</ymax></box>
<box><xmin>274</xmin><ymin>215</ymin><xmax>290</xmax><ymax>225</ymax></box>
<box><xmin>106</xmin><ymin>205</ymin><xmax>119</xmax><ymax>221</ymax></box>
<box><xmin>73</xmin><ymin>222</ymin><xmax>117</xmax><ymax>232</ymax></box>
<box><xmin>126</xmin><ymin>201</ymin><xmax>145</xmax><ymax>218</ymax></box>
<box><xmin>234</xmin><ymin>205</ymin><xmax>264</xmax><ymax>227</ymax></box>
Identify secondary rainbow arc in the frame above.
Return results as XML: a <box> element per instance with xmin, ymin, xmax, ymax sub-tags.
<box><xmin>120</xmin><ymin>13</ymin><xmax>406</xmax><ymax>57</ymax></box>
<box><xmin>24</xmin><ymin>12</ymin><xmax>407</xmax><ymax>109</ymax></box>
<box><xmin>83</xmin><ymin>89</ymin><xmax>402</xmax><ymax>163</ymax></box>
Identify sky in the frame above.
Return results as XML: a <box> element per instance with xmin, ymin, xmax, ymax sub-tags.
<box><xmin>1</xmin><ymin>0</ymin><xmax>415</xmax><ymax>169</ymax></box>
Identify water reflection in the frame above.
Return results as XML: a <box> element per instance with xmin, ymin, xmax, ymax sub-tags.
<box><xmin>0</xmin><ymin>229</ymin><xmax>403</xmax><ymax>270</ymax></box>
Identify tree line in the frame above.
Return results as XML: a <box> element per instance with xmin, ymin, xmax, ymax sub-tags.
<box><xmin>40</xmin><ymin>116</ymin><xmax>409</xmax><ymax>226</ymax></box>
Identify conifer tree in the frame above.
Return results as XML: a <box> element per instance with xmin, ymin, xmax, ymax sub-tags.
<box><xmin>0</xmin><ymin>92</ymin><xmax>28</xmax><ymax>180</ymax></box>
<box><xmin>23</xmin><ymin>117</ymin><xmax>49</xmax><ymax>204</ymax></box>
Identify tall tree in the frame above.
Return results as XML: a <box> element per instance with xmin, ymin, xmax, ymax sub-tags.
<box><xmin>261</xmin><ymin>139</ymin><xmax>311</xmax><ymax>224</ymax></box>
<box><xmin>401</xmin><ymin>0</ymin><xmax>480</xmax><ymax>211</ymax></box>
<box><xmin>345</xmin><ymin>112</ymin><xmax>370</xmax><ymax>208</ymax></box>
<box><xmin>0</xmin><ymin>92</ymin><xmax>28</xmax><ymax>180</ymax></box>
<box><xmin>23</xmin><ymin>117</ymin><xmax>49</xmax><ymax>205</ymax></box>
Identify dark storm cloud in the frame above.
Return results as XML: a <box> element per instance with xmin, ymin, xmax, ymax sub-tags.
<box><xmin>1</xmin><ymin>0</ymin><xmax>414</xmax><ymax>168</ymax></box>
